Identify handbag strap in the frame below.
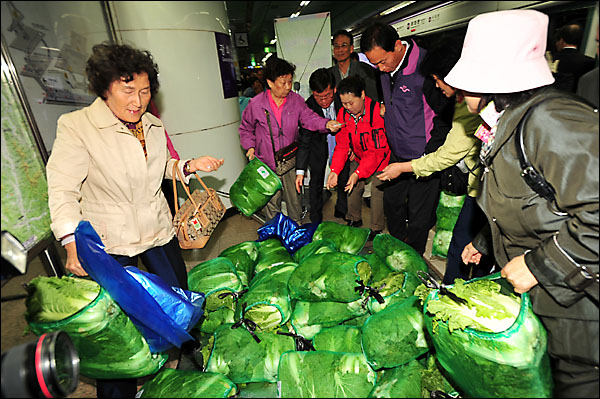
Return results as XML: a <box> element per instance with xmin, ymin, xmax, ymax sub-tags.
<box><xmin>264</xmin><ymin>109</ymin><xmax>279</xmax><ymax>160</ymax></box>
<box><xmin>172</xmin><ymin>160</ymin><xmax>218</xmax><ymax>215</ymax></box>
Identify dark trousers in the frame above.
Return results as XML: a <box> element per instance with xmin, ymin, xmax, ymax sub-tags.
<box><xmin>97</xmin><ymin>237</ymin><xmax>189</xmax><ymax>398</ymax></box>
<box><xmin>306</xmin><ymin>146</ymin><xmax>349</xmax><ymax>223</ymax></box>
<box><xmin>383</xmin><ymin>166</ymin><xmax>440</xmax><ymax>255</ymax></box>
<box><xmin>443</xmin><ymin>195</ymin><xmax>495</xmax><ymax>285</ymax></box>
<box><xmin>112</xmin><ymin>236</ymin><xmax>188</xmax><ymax>290</ymax></box>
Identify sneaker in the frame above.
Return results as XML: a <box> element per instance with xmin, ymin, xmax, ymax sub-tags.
<box><xmin>367</xmin><ymin>230</ymin><xmax>382</xmax><ymax>241</ymax></box>
<box><xmin>346</xmin><ymin>220</ymin><xmax>363</xmax><ymax>227</ymax></box>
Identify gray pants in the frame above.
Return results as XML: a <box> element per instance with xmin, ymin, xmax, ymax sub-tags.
<box><xmin>346</xmin><ymin>161</ymin><xmax>385</xmax><ymax>231</ymax></box>
<box><xmin>261</xmin><ymin>166</ymin><xmax>302</xmax><ymax>224</ymax></box>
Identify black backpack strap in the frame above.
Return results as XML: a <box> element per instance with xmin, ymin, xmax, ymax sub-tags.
<box><xmin>369</xmin><ymin>98</ymin><xmax>376</xmax><ymax>127</ymax></box>
<box><xmin>514</xmin><ymin>105</ymin><xmax>556</xmax><ymax>202</ymax></box>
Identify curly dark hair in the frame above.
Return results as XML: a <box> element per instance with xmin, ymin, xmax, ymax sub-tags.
<box><xmin>337</xmin><ymin>75</ymin><xmax>365</xmax><ymax>97</ymax></box>
<box><xmin>263</xmin><ymin>56</ymin><xmax>296</xmax><ymax>83</ymax></box>
<box><xmin>86</xmin><ymin>42</ymin><xmax>160</xmax><ymax>100</ymax></box>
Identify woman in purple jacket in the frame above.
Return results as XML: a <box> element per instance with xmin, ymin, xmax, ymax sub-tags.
<box><xmin>239</xmin><ymin>57</ymin><xmax>342</xmax><ymax>223</ymax></box>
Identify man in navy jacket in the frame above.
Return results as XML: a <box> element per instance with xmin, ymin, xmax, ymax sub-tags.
<box><xmin>295</xmin><ymin>68</ymin><xmax>349</xmax><ymax>223</ymax></box>
<box><xmin>361</xmin><ymin>23</ymin><xmax>454</xmax><ymax>255</ymax></box>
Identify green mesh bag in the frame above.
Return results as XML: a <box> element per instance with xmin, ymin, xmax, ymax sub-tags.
<box><xmin>288</xmin><ymin>252</ymin><xmax>372</xmax><ymax>303</ymax></box>
<box><xmin>277</xmin><ymin>351</ymin><xmax>377</xmax><ymax>398</ymax></box>
<box><xmin>219</xmin><ymin>241</ymin><xmax>259</xmax><ymax>287</ymax></box>
<box><xmin>290</xmin><ymin>298</ymin><xmax>368</xmax><ymax>339</ymax></box>
<box><xmin>195</xmin><ymin>305</ymin><xmax>236</xmax><ymax>335</ymax></box>
<box><xmin>362</xmin><ymin>296</ymin><xmax>429</xmax><ymax>370</ymax></box>
<box><xmin>236</xmin><ymin>382</ymin><xmax>278</xmax><ymax>398</ymax></box>
<box><xmin>312</xmin><ymin>325</ymin><xmax>363</xmax><ymax>353</ymax></box>
<box><xmin>363</xmin><ymin>253</ymin><xmax>392</xmax><ymax>284</ymax></box>
<box><xmin>312</xmin><ymin>221</ymin><xmax>370</xmax><ymax>255</ymax></box>
<box><xmin>432</xmin><ymin>192</ymin><xmax>466</xmax><ymax>258</ymax></box>
<box><xmin>366</xmin><ymin>271</ymin><xmax>420</xmax><ymax>314</ymax></box>
<box><xmin>368</xmin><ymin>359</ymin><xmax>424</xmax><ymax>398</ymax></box>
<box><xmin>292</xmin><ymin>238</ymin><xmax>337</xmax><ymax>263</ymax></box>
<box><xmin>188</xmin><ymin>257</ymin><xmax>243</xmax><ymax>311</ymax></box>
<box><xmin>421</xmin><ymin>274</ymin><xmax>552</xmax><ymax>398</ymax></box>
<box><xmin>372</xmin><ymin>234</ymin><xmax>428</xmax><ymax>274</ymax></box>
<box><xmin>420</xmin><ymin>353</ymin><xmax>461</xmax><ymax>398</ymax></box>
<box><xmin>138</xmin><ymin>368</ymin><xmax>237</xmax><ymax>398</ymax></box>
<box><xmin>254</xmin><ymin>238</ymin><xmax>294</xmax><ymax>274</ymax></box>
<box><xmin>235</xmin><ymin>263</ymin><xmax>296</xmax><ymax>332</ymax></box>
<box><xmin>25</xmin><ymin>276</ymin><xmax>166</xmax><ymax>379</ymax></box>
<box><xmin>205</xmin><ymin>324</ymin><xmax>295</xmax><ymax>383</ymax></box>
<box><xmin>230</xmin><ymin>158</ymin><xmax>282</xmax><ymax>217</ymax></box>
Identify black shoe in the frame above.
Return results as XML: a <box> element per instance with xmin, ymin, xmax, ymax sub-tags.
<box><xmin>367</xmin><ymin>230</ymin><xmax>382</xmax><ymax>241</ymax></box>
<box><xmin>363</xmin><ymin>197</ymin><xmax>371</xmax><ymax>208</ymax></box>
<box><xmin>346</xmin><ymin>220</ymin><xmax>363</xmax><ymax>227</ymax></box>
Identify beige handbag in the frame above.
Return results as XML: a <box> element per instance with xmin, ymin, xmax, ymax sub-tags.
<box><xmin>172</xmin><ymin>160</ymin><xmax>225</xmax><ymax>249</ymax></box>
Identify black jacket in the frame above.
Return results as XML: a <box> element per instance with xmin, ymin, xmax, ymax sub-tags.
<box><xmin>296</xmin><ymin>95</ymin><xmax>342</xmax><ymax>171</ymax></box>
<box><xmin>552</xmin><ymin>48</ymin><xmax>596</xmax><ymax>93</ymax></box>
<box><xmin>473</xmin><ymin>88</ymin><xmax>599</xmax><ymax>318</ymax></box>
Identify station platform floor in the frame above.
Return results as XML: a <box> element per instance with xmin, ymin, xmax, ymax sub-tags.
<box><xmin>1</xmin><ymin>190</ymin><xmax>446</xmax><ymax>398</ymax></box>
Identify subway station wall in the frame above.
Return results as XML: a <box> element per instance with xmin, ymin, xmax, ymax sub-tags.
<box><xmin>109</xmin><ymin>0</ymin><xmax>247</xmax><ymax>207</ymax></box>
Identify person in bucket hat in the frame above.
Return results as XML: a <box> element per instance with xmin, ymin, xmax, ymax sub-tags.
<box><xmin>450</xmin><ymin>10</ymin><xmax>599</xmax><ymax>397</ymax></box>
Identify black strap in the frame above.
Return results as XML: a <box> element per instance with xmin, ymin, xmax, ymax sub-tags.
<box><xmin>514</xmin><ymin>104</ymin><xmax>556</xmax><ymax>202</ymax></box>
<box><xmin>265</xmin><ymin>110</ymin><xmax>278</xmax><ymax>160</ymax></box>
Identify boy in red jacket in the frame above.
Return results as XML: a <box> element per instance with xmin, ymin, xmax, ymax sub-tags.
<box><xmin>327</xmin><ymin>76</ymin><xmax>390</xmax><ymax>241</ymax></box>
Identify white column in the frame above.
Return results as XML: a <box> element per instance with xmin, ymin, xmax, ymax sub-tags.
<box><xmin>109</xmin><ymin>0</ymin><xmax>246</xmax><ymax>207</ymax></box>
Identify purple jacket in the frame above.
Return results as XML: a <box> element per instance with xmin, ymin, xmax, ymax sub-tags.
<box><xmin>239</xmin><ymin>90</ymin><xmax>330</xmax><ymax>171</ymax></box>
<box><xmin>381</xmin><ymin>39</ymin><xmax>453</xmax><ymax>160</ymax></box>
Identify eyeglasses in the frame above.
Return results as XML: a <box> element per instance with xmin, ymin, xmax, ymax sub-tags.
<box><xmin>333</xmin><ymin>43</ymin><xmax>350</xmax><ymax>49</ymax></box>
<box><xmin>314</xmin><ymin>91</ymin><xmax>334</xmax><ymax>101</ymax></box>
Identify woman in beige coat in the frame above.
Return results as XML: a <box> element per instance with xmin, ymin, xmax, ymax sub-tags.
<box><xmin>46</xmin><ymin>43</ymin><xmax>223</xmax><ymax>397</ymax></box>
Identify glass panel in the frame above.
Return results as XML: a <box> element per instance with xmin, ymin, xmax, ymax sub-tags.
<box><xmin>1</xmin><ymin>1</ymin><xmax>112</xmax><ymax>153</ymax></box>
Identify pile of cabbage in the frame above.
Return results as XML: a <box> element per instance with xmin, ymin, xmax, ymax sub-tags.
<box><xmin>23</xmin><ymin>220</ymin><xmax>552</xmax><ymax>398</ymax></box>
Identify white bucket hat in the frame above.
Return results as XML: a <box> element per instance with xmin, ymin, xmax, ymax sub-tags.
<box><xmin>444</xmin><ymin>9</ymin><xmax>555</xmax><ymax>93</ymax></box>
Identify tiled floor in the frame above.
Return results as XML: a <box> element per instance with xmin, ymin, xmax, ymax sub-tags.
<box><xmin>1</xmin><ymin>190</ymin><xmax>446</xmax><ymax>398</ymax></box>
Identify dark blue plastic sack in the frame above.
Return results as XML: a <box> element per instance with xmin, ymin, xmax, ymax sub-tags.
<box><xmin>257</xmin><ymin>213</ymin><xmax>318</xmax><ymax>253</ymax></box>
<box><xmin>74</xmin><ymin>221</ymin><xmax>205</xmax><ymax>353</ymax></box>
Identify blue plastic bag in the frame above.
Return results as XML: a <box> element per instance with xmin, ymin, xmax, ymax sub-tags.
<box><xmin>74</xmin><ymin>221</ymin><xmax>205</xmax><ymax>353</ymax></box>
<box><xmin>257</xmin><ymin>213</ymin><xmax>318</xmax><ymax>253</ymax></box>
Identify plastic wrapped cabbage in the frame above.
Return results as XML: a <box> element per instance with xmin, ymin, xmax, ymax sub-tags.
<box><xmin>235</xmin><ymin>263</ymin><xmax>296</xmax><ymax>331</ymax></box>
<box><xmin>292</xmin><ymin>239</ymin><xmax>337</xmax><ymax>263</ymax></box>
<box><xmin>277</xmin><ymin>351</ymin><xmax>377</xmax><ymax>398</ymax></box>
<box><xmin>138</xmin><ymin>368</ymin><xmax>237</xmax><ymax>398</ymax></box>
<box><xmin>25</xmin><ymin>276</ymin><xmax>167</xmax><ymax>379</ymax></box>
<box><xmin>418</xmin><ymin>274</ymin><xmax>552</xmax><ymax>398</ymax></box>
<box><xmin>187</xmin><ymin>257</ymin><xmax>243</xmax><ymax>311</ymax></box>
<box><xmin>230</xmin><ymin>158</ymin><xmax>282</xmax><ymax>217</ymax></box>
<box><xmin>288</xmin><ymin>252</ymin><xmax>372</xmax><ymax>303</ymax></box>
<box><xmin>312</xmin><ymin>221</ymin><xmax>369</xmax><ymax>255</ymax></box>
<box><xmin>368</xmin><ymin>359</ymin><xmax>424</xmax><ymax>398</ymax></box>
<box><xmin>291</xmin><ymin>299</ymin><xmax>368</xmax><ymax>339</ymax></box>
<box><xmin>254</xmin><ymin>238</ymin><xmax>294</xmax><ymax>274</ymax></box>
<box><xmin>205</xmin><ymin>324</ymin><xmax>295</xmax><ymax>383</ymax></box>
<box><xmin>218</xmin><ymin>241</ymin><xmax>259</xmax><ymax>287</ymax></box>
<box><xmin>362</xmin><ymin>296</ymin><xmax>429</xmax><ymax>370</ymax></box>
<box><xmin>312</xmin><ymin>325</ymin><xmax>363</xmax><ymax>354</ymax></box>
<box><xmin>432</xmin><ymin>191</ymin><xmax>465</xmax><ymax>258</ymax></box>
<box><xmin>372</xmin><ymin>234</ymin><xmax>428</xmax><ymax>274</ymax></box>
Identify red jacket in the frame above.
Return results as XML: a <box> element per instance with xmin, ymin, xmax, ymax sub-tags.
<box><xmin>330</xmin><ymin>96</ymin><xmax>390</xmax><ymax>179</ymax></box>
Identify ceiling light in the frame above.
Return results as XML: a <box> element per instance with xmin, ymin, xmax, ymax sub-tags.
<box><xmin>380</xmin><ymin>1</ymin><xmax>415</xmax><ymax>16</ymax></box>
<box><xmin>270</xmin><ymin>38</ymin><xmax>277</xmax><ymax>45</ymax></box>
<box><xmin>300</xmin><ymin>1</ymin><xmax>311</xmax><ymax>6</ymax></box>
